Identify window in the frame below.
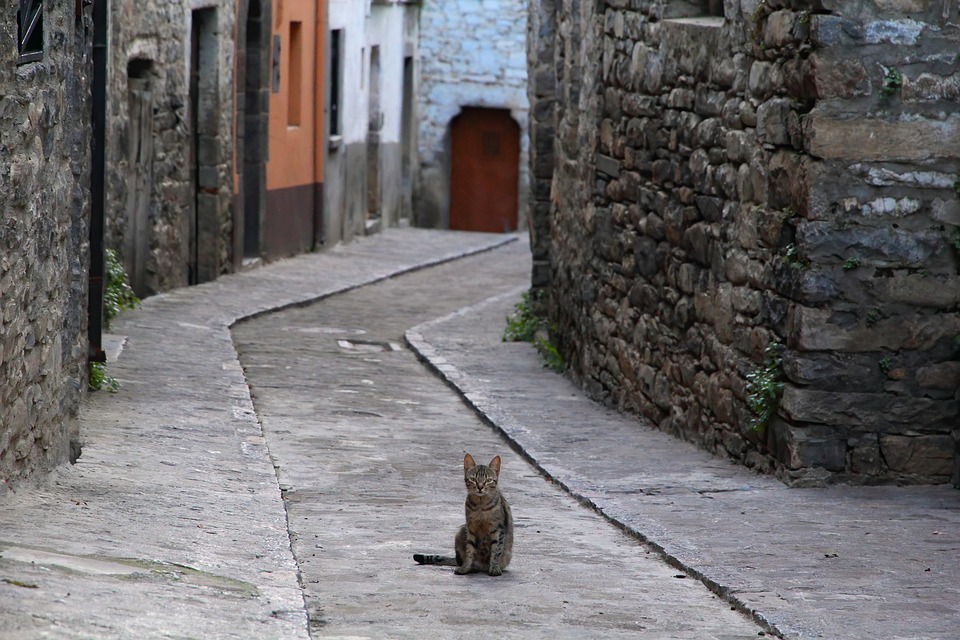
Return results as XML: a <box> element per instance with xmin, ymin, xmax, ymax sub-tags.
<box><xmin>287</xmin><ymin>21</ymin><xmax>302</xmax><ymax>127</ymax></box>
<box><xmin>329</xmin><ymin>29</ymin><xmax>343</xmax><ymax>137</ymax></box>
<box><xmin>17</xmin><ymin>0</ymin><xmax>43</xmax><ymax>64</ymax></box>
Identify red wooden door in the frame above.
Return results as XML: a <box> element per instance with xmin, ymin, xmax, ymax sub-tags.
<box><xmin>449</xmin><ymin>107</ymin><xmax>520</xmax><ymax>232</ymax></box>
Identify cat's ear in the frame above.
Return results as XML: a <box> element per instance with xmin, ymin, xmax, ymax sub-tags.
<box><xmin>463</xmin><ymin>453</ymin><xmax>476</xmax><ymax>473</ymax></box>
<box><xmin>488</xmin><ymin>456</ymin><xmax>501</xmax><ymax>476</ymax></box>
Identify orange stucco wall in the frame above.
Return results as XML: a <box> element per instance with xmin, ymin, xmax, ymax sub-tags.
<box><xmin>267</xmin><ymin>0</ymin><xmax>325</xmax><ymax>192</ymax></box>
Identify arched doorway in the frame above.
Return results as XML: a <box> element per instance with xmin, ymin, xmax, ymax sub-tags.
<box><xmin>449</xmin><ymin>107</ymin><xmax>520</xmax><ymax>232</ymax></box>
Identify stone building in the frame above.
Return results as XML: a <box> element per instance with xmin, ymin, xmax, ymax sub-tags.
<box><xmin>106</xmin><ymin>0</ymin><xmax>236</xmax><ymax>296</ymax></box>
<box><xmin>106</xmin><ymin>0</ymin><xmax>238</xmax><ymax>296</ymax></box>
<box><xmin>325</xmin><ymin>0</ymin><xmax>420</xmax><ymax>242</ymax></box>
<box><xmin>417</xmin><ymin>0</ymin><xmax>530</xmax><ymax>233</ymax></box>
<box><xmin>1</xmin><ymin>1</ymin><xmax>93</xmax><ymax>486</ymax></box>
<box><xmin>532</xmin><ymin>0</ymin><xmax>960</xmax><ymax>485</ymax></box>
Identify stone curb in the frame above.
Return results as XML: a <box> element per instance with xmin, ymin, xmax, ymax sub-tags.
<box><xmin>404</xmin><ymin>289</ymin><xmax>786</xmax><ymax>639</ymax></box>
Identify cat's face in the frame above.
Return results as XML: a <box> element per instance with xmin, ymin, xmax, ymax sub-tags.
<box><xmin>463</xmin><ymin>453</ymin><xmax>501</xmax><ymax>497</ymax></box>
<box><xmin>465</xmin><ymin>467</ymin><xmax>498</xmax><ymax>497</ymax></box>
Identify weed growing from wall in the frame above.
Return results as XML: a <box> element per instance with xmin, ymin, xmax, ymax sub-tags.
<box><xmin>745</xmin><ymin>342</ymin><xmax>784</xmax><ymax>431</ymax></box>
<box><xmin>842</xmin><ymin>255</ymin><xmax>861</xmax><ymax>270</ymax></box>
<box><xmin>104</xmin><ymin>248</ymin><xmax>140</xmax><ymax>328</ymax></box>
<box><xmin>880</xmin><ymin>67</ymin><xmax>902</xmax><ymax>97</ymax></box>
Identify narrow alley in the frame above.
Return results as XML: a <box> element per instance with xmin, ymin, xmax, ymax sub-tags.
<box><xmin>232</xmin><ymin>239</ymin><xmax>763</xmax><ymax>638</ymax></box>
<box><xmin>3</xmin><ymin>1</ymin><xmax>959</xmax><ymax>638</ymax></box>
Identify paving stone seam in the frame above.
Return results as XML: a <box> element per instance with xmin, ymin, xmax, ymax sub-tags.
<box><xmin>404</xmin><ymin>289</ymin><xmax>787</xmax><ymax>640</ymax></box>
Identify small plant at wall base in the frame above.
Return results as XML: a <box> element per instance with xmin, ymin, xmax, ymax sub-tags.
<box><xmin>842</xmin><ymin>255</ymin><xmax>861</xmax><ymax>270</ymax></box>
<box><xmin>104</xmin><ymin>248</ymin><xmax>140</xmax><ymax>328</ymax></box>
<box><xmin>89</xmin><ymin>248</ymin><xmax>140</xmax><ymax>392</ymax></box>
<box><xmin>535</xmin><ymin>331</ymin><xmax>564</xmax><ymax>373</ymax></box>
<box><xmin>503</xmin><ymin>290</ymin><xmax>564</xmax><ymax>373</ymax></box>
<box><xmin>88</xmin><ymin>361</ymin><xmax>120</xmax><ymax>393</ymax></box>
<box><xmin>503</xmin><ymin>290</ymin><xmax>543</xmax><ymax>342</ymax></box>
<box><xmin>745</xmin><ymin>342</ymin><xmax>784</xmax><ymax>432</ymax></box>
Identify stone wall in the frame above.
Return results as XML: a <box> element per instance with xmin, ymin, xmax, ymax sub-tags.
<box><xmin>417</xmin><ymin>0</ymin><xmax>530</xmax><ymax>229</ymax></box>
<box><xmin>106</xmin><ymin>0</ymin><xmax>236</xmax><ymax>296</ymax></box>
<box><xmin>542</xmin><ymin>0</ymin><xmax>960</xmax><ymax>485</ymax></box>
<box><xmin>1</xmin><ymin>1</ymin><xmax>92</xmax><ymax>486</ymax></box>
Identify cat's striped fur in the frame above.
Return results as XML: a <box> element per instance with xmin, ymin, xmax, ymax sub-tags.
<box><xmin>414</xmin><ymin>453</ymin><xmax>514</xmax><ymax>576</ymax></box>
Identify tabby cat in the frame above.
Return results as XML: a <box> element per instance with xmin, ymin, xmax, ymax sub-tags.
<box><xmin>413</xmin><ymin>453</ymin><xmax>514</xmax><ymax>576</ymax></box>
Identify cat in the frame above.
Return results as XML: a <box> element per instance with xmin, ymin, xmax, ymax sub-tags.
<box><xmin>413</xmin><ymin>453</ymin><xmax>514</xmax><ymax>576</ymax></box>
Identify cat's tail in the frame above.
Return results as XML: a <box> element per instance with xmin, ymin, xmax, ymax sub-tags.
<box><xmin>413</xmin><ymin>553</ymin><xmax>457</xmax><ymax>566</ymax></box>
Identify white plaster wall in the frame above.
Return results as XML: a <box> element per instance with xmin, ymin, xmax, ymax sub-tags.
<box><xmin>417</xmin><ymin>0</ymin><xmax>529</xmax><ymax>229</ymax></box>
<box><xmin>366</xmin><ymin>4</ymin><xmax>408</xmax><ymax>146</ymax></box>
<box><xmin>326</xmin><ymin>0</ymin><xmax>419</xmax><ymax>239</ymax></box>
<box><xmin>328</xmin><ymin>0</ymin><xmax>370</xmax><ymax>145</ymax></box>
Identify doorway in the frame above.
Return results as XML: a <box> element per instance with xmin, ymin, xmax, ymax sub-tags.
<box><xmin>449</xmin><ymin>107</ymin><xmax>520</xmax><ymax>232</ymax></box>
<box><xmin>400</xmin><ymin>56</ymin><xmax>414</xmax><ymax>222</ymax></box>
<box><xmin>366</xmin><ymin>45</ymin><xmax>382</xmax><ymax>228</ymax></box>
<box><xmin>241</xmin><ymin>0</ymin><xmax>267</xmax><ymax>261</ymax></box>
<box><xmin>125</xmin><ymin>58</ymin><xmax>154</xmax><ymax>297</ymax></box>
<box><xmin>189</xmin><ymin>8</ymin><xmax>219</xmax><ymax>284</ymax></box>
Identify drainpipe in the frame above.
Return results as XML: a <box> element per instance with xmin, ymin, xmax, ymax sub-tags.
<box><xmin>88</xmin><ymin>0</ymin><xmax>107</xmax><ymax>362</ymax></box>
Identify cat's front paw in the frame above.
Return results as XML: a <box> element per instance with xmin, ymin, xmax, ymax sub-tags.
<box><xmin>488</xmin><ymin>565</ymin><xmax>502</xmax><ymax>576</ymax></box>
<box><xmin>454</xmin><ymin>565</ymin><xmax>471</xmax><ymax>575</ymax></box>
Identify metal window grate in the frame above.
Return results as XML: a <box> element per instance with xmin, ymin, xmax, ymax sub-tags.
<box><xmin>18</xmin><ymin>0</ymin><xmax>43</xmax><ymax>64</ymax></box>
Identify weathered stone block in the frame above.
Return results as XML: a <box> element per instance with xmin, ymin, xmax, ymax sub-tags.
<box><xmin>769</xmin><ymin>420</ymin><xmax>847</xmax><ymax>472</ymax></box>
<box><xmin>794</xmin><ymin>305</ymin><xmax>960</xmax><ymax>353</ymax></box>
<box><xmin>805</xmin><ymin>113</ymin><xmax>960</xmax><ymax>162</ymax></box>
<box><xmin>781</xmin><ymin>386</ymin><xmax>959</xmax><ymax>431</ymax></box>
<box><xmin>872</xmin><ymin>274</ymin><xmax>960</xmax><ymax>309</ymax></box>
<box><xmin>880</xmin><ymin>434</ymin><xmax>955</xmax><ymax>478</ymax></box>
<box><xmin>756</xmin><ymin>98</ymin><xmax>796</xmax><ymax>147</ymax></box>
<box><xmin>804</xmin><ymin>53</ymin><xmax>870</xmax><ymax>98</ymax></box>
<box><xmin>797</xmin><ymin>222</ymin><xmax>953</xmax><ymax>271</ymax></box>
<box><xmin>849</xmin><ymin>433</ymin><xmax>884</xmax><ymax>476</ymax></box>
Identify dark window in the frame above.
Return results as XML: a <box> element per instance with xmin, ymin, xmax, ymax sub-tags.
<box><xmin>330</xmin><ymin>29</ymin><xmax>343</xmax><ymax>137</ymax></box>
<box><xmin>17</xmin><ymin>0</ymin><xmax>43</xmax><ymax>64</ymax></box>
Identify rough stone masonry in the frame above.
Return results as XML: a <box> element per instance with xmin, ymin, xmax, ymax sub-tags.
<box><xmin>0</xmin><ymin>1</ymin><xmax>92</xmax><ymax>485</ymax></box>
<box><xmin>533</xmin><ymin>0</ymin><xmax>960</xmax><ymax>485</ymax></box>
